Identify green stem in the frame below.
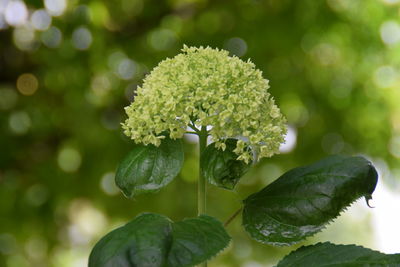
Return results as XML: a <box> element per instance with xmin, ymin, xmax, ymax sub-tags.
<box><xmin>198</xmin><ymin>126</ymin><xmax>208</xmax><ymax>216</ymax></box>
<box><xmin>198</xmin><ymin>126</ymin><xmax>208</xmax><ymax>267</ymax></box>
<box><xmin>224</xmin><ymin>207</ymin><xmax>242</xmax><ymax>227</ymax></box>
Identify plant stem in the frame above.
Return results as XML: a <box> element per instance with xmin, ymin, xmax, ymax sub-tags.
<box><xmin>224</xmin><ymin>207</ymin><xmax>242</xmax><ymax>227</ymax></box>
<box><xmin>198</xmin><ymin>126</ymin><xmax>208</xmax><ymax>267</ymax></box>
<box><xmin>198</xmin><ymin>126</ymin><xmax>208</xmax><ymax>216</ymax></box>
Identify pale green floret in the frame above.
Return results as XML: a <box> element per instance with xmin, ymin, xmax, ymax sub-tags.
<box><xmin>122</xmin><ymin>45</ymin><xmax>287</xmax><ymax>163</ymax></box>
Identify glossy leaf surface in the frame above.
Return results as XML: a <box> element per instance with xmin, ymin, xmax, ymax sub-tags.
<box><xmin>89</xmin><ymin>213</ymin><xmax>172</xmax><ymax>267</ymax></box>
<box><xmin>243</xmin><ymin>155</ymin><xmax>378</xmax><ymax>246</ymax></box>
<box><xmin>115</xmin><ymin>137</ymin><xmax>184</xmax><ymax>198</ymax></box>
<box><xmin>276</xmin><ymin>242</ymin><xmax>400</xmax><ymax>267</ymax></box>
<box><xmin>89</xmin><ymin>213</ymin><xmax>230</xmax><ymax>267</ymax></box>
<box><xmin>201</xmin><ymin>139</ymin><xmax>252</xmax><ymax>190</ymax></box>
<box><xmin>167</xmin><ymin>215</ymin><xmax>231</xmax><ymax>266</ymax></box>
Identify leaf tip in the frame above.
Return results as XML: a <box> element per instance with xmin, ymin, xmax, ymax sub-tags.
<box><xmin>365</xmin><ymin>195</ymin><xmax>375</xmax><ymax>208</ymax></box>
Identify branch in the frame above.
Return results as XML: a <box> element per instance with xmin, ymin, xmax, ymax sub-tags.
<box><xmin>224</xmin><ymin>207</ymin><xmax>242</xmax><ymax>227</ymax></box>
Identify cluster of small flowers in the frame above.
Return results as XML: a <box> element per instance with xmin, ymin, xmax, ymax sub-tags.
<box><xmin>122</xmin><ymin>46</ymin><xmax>287</xmax><ymax>163</ymax></box>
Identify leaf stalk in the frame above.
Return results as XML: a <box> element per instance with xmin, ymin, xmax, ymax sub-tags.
<box><xmin>224</xmin><ymin>207</ymin><xmax>242</xmax><ymax>227</ymax></box>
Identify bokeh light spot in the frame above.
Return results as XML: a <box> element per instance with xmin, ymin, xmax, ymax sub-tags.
<box><xmin>371</xmin><ymin>176</ymin><xmax>400</xmax><ymax>253</ymax></box>
<box><xmin>311</xmin><ymin>43</ymin><xmax>340</xmax><ymax>66</ymax></box>
<box><xmin>57</xmin><ymin>147</ymin><xmax>82</xmax><ymax>173</ymax></box>
<box><xmin>0</xmin><ymin>0</ymin><xmax>7</xmax><ymax>12</ymax></box>
<box><xmin>91</xmin><ymin>74</ymin><xmax>111</xmax><ymax>96</ymax></box>
<box><xmin>381</xmin><ymin>0</ymin><xmax>400</xmax><ymax>4</ymax></box>
<box><xmin>120</xmin><ymin>0</ymin><xmax>144</xmax><ymax>18</ymax></box>
<box><xmin>0</xmin><ymin>233</ymin><xmax>17</xmax><ymax>255</ymax></box>
<box><xmin>380</xmin><ymin>20</ymin><xmax>400</xmax><ymax>46</ymax></box>
<box><xmin>148</xmin><ymin>28</ymin><xmax>176</xmax><ymax>51</ymax></box>
<box><xmin>373</xmin><ymin>65</ymin><xmax>397</xmax><ymax>88</ymax></box>
<box><xmin>31</xmin><ymin>9</ymin><xmax>52</xmax><ymax>31</ymax></box>
<box><xmin>5</xmin><ymin>1</ymin><xmax>27</xmax><ymax>26</ymax></box>
<box><xmin>107</xmin><ymin>51</ymin><xmax>126</xmax><ymax>71</ymax></box>
<box><xmin>24</xmin><ymin>237</ymin><xmax>47</xmax><ymax>261</ymax></box>
<box><xmin>68</xmin><ymin>199</ymin><xmax>107</xmax><ymax>243</ymax></box>
<box><xmin>184</xmin><ymin>126</ymin><xmax>199</xmax><ymax>144</ymax></box>
<box><xmin>389</xmin><ymin>135</ymin><xmax>400</xmax><ymax>158</ymax></box>
<box><xmin>161</xmin><ymin>15</ymin><xmax>183</xmax><ymax>34</ymax></box>
<box><xmin>0</xmin><ymin>13</ymin><xmax>7</xmax><ymax>30</ymax></box>
<box><xmin>25</xmin><ymin>184</ymin><xmax>49</xmax><ymax>206</ymax></box>
<box><xmin>41</xmin><ymin>26</ymin><xmax>62</xmax><ymax>48</ymax></box>
<box><xmin>281</xmin><ymin>94</ymin><xmax>309</xmax><ymax>126</ymax></box>
<box><xmin>243</xmin><ymin>261</ymin><xmax>264</xmax><ymax>267</ymax></box>
<box><xmin>279</xmin><ymin>126</ymin><xmax>297</xmax><ymax>153</ymax></box>
<box><xmin>100</xmin><ymin>172</ymin><xmax>119</xmax><ymax>195</ymax></box>
<box><xmin>45</xmin><ymin>0</ymin><xmax>67</xmax><ymax>17</ymax></box>
<box><xmin>9</xmin><ymin>111</ymin><xmax>31</xmax><ymax>135</ymax></box>
<box><xmin>224</xmin><ymin>37</ymin><xmax>248</xmax><ymax>57</ymax></box>
<box><xmin>13</xmin><ymin>26</ymin><xmax>36</xmax><ymax>51</ymax></box>
<box><xmin>117</xmin><ymin>58</ymin><xmax>136</xmax><ymax>80</ymax></box>
<box><xmin>72</xmin><ymin>26</ymin><xmax>92</xmax><ymax>50</ymax></box>
<box><xmin>326</xmin><ymin>0</ymin><xmax>356</xmax><ymax>11</ymax></box>
<box><xmin>17</xmin><ymin>73</ymin><xmax>39</xmax><ymax>95</ymax></box>
<box><xmin>0</xmin><ymin>88</ymin><xmax>18</xmax><ymax>110</ymax></box>
<box><xmin>234</xmin><ymin>240</ymin><xmax>252</xmax><ymax>259</ymax></box>
<box><xmin>89</xmin><ymin>1</ymin><xmax>110</xmax><ymax>27</ymax></box>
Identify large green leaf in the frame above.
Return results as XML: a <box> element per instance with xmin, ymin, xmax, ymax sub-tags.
<box><xmin>89</xmin><ymin>213</ymin><xmax>172</xmax><ymax>267</ymax></box>
<box><xmin>243</xmin><ymin>155</ymin><xmax>378</xmax><ymax>246</ymax></box>
<box><xmin>89</xmin><ymin>213</ymin><xmax>230</xmax><ymax>267</ymax></box>
<box><xmin>276</xmin><ymin>242</ymin><xmax>400</xmax><ymax>267</ymax></box>
<box><xmin>201</xmin><ymin>139</ymin><xmax>252</xmax><ymax>190</ymax></box>
<box><xmin>167</xmin><ymin>215</ymin><xmax>231</xmax><ymax>266</ymax></box>
<box><xmin>115</xmin><ymin>137</ymin><xmax>184</xmax><ymax>198</ymax></box>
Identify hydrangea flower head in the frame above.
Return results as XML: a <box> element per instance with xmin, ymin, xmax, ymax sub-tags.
<box><xmin>123</xmin><ymin>46</ymin><xmax>287</xmax><ymax>163</ymax></box>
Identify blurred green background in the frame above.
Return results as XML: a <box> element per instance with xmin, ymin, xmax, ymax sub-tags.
<box><xmin>1</xmin><ymin>0</ymin><xmax>400</xmax><ymax>266</ymax></box>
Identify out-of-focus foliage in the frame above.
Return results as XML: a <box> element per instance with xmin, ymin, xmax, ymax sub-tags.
<box><xmin>0</xmin><ymin>0</ymin><xmax>399</xmax><ymax>266</ymax></box>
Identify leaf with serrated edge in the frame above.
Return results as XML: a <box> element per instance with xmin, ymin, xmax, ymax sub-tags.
<box><xmin>276</xmin><ymin>242</ymin><xmax>400</xmax><ymax>267</ymax></box>
<box><xmin>89</xmin><ymin>213</ymin><xmax>230</xmax><ymax>267</ymax></box>
<box><xmin>115</xmin><ymin>137</ymin><xmax>184</xmax><ymax>198</ymax></box>
<box><xmin>243</xmin><ymin>155</ymin><xmax>378</xmax><ymax>246</ymax></box>
<box><xmin>201</xmin><ymin>139</ymin><xmax>252</xmax><ymax>190</ymax></box>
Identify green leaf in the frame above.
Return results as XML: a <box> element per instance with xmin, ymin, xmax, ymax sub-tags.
<box><xmin>167</xmin><ymin>215</ymin><xmax>231</xmax><ymax>267</ymax></box>
<box><xmin>243</xmin><ymin>155</ymin><xmax>378</xmax><ymax>246</ymax></box>
<box><xmin>115</xmin><ymin>137</ymin><xmax>184</xmax><ymax>198</ymax></box>
<box><xmin>276</xmin><ymin>242</ymin><xmax>400</xmax><ymax>267</ymax></box>
<box><xmin>88</xmin><ymin>213</ymin><xmax>172</xmax><ymax>267</ymax></box>
<box><xmin>89</xmin><ymin>213</ymin><xmax>230</xmax><ymax>267</ymax></box>
<box><xmin>201</xmin><ymin>139</ymin><xmax>252</xmax><ymax>190</ymax></box>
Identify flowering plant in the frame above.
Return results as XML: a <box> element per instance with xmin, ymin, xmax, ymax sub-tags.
<box><xmin>122</xmin><ymin>45</ymin><xmax>286</xmax><ymax>163</ymax></box>
<box><xmin>88</xmin><ymin>47</ymin><xmax>399</xmax><ymax>267</ymax></box>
